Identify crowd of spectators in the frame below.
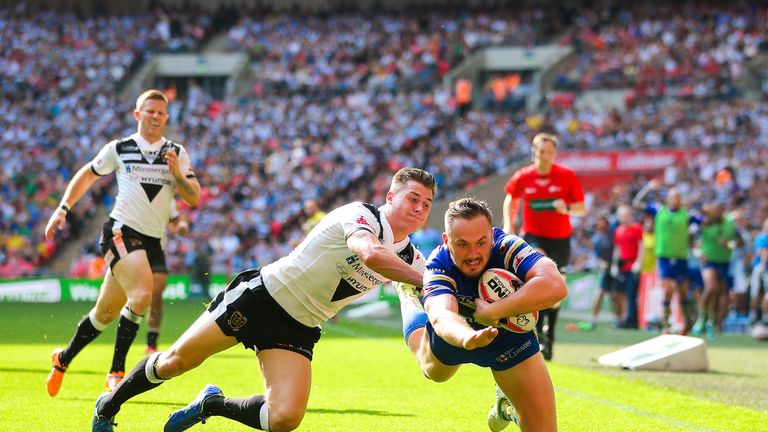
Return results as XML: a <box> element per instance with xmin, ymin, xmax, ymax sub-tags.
<box><xmin>553</xmin><ymin>1</ymin><xmax>767</xmax><ymax>100</ymax></box>
<box><xmin>3</xmin><ymin>2</ymin><xmax>768</xmax><ymax>281</ymax></box>
<box><xmin>0</xmin><ymin>4</ymin><xmax>215</xmax><ymax>276</ymax></box>
<box><xmin>225</xmin><ymin>5</ymin><xmax>566</xmax><ymax>92</ymax></box>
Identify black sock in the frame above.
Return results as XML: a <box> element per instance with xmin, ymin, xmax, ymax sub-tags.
<box><xmin>204</xmin><ymin>395</ymin><xmax>266</xmax><ymax>429</ymax></box>
<box><xmin>547</xmin><ymin>308</ymin><xmax>559</xmax><ymax>341</ymax></box>
<box><xmin>99</xmin><ymin>355</ymin><xmax>163</xmax><ymax>418</ymax></box>
<box><xmin>147</xmin><ymin>330</ymin><xmax>159</xmax><ymax>348</ymax></box>
<box><xmin>59</xmin><ymin>314</ymin><xmax>102</xmax><ymax>367</ymax></box>
<box><xmin>111</xmin><ymin>315</ymin><xmax>140</xmax><ymax>372</ymax></box>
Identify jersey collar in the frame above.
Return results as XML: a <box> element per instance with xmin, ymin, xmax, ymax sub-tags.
<box><xmin>132</xmin><ymin>132</ymin><xmax>166</xmax><ymax>148</ymax></box>
<box><xmin>378</xmin><ymin>205</ymin><xmax>412</xmax><ymax>252</ymax></box>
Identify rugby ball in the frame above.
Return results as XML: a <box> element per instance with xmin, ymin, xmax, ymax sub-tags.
<box><xmin>478</xmin><ymin>268</ymin><xmax>538</xmax><ymax>333</ymax></box>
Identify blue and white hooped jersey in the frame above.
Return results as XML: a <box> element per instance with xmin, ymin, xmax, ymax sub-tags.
<box><xmin>422</xmin><ymin>227</ymin><xmax>544</xmax><ymax>330</ymax></box>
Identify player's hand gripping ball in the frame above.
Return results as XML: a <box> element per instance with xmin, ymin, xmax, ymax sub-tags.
<box><xmin>478</xmin><ymin>268</ymin><xmax>538</xmax><ymax>333</ymax></box>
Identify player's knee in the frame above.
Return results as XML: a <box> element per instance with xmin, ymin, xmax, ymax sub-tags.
<box><xmin>269</xmin><ymin>405</ymin><xmax>305</xmax><ymax>432</ymax></box>
<box><xmin>127</xmin><ymin>291</ymin><xmax>153</xmax><ymax>313</ymax></box>
<box><xmin>156</xmin><ymin>350</ymin><xmax>197</xmax><ymax>378</ymax></box>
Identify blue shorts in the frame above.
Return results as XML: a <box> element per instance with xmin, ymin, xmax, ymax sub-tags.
<box><xmin>657</xmin><ymin>257</ymin><xmax>689</xmax><ymax>283</ymax></box>
<box><xmin>426</xmin><ymin>321</ymin><xmax>539</xmax><ymax>371</ymax></box>
<box><xmin>702</xmin><ymin>262</ymin><xmax>730</xmax><ymax>284</ymax></box>
<box><xmin>688</xmin><ymin>266</ymin><xmax>704</xmax><ymax>291</ymax></box>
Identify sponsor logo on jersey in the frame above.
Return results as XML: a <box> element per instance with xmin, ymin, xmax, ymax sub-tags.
<box><xmin>524</xmin><ymin>187</ymin><xmax>537</xmax><ymax>194</ymax></box>
<box><xmin>336</xmin><ymin>262</ymin><xmax>349</xmax><ymax>278</ymax></box>
<box><xmin>355</xmin><ymin>216</ymin><xmax>372</xmax><ymax>228</ymax></box>
<box><xmin>345</xmin><ymin>255</ymin><xmax>358</xmax><ymax>265</ymax></box>
<box><xmin>120</xmin><ymin>154</ymin><xmax>143</xmax><ymax>161</ymax></box>
<box><xmin>548</xmin><ymin>185</ymin><xmax>562</xmax><ymax>193</ymax></box>
<box><xmin>228</xmin><ymin>311</ymin><xmax>248</xmax><ymax>331</ymax></box>
<box><xmin>348</xmin><ymin>260</ymin><xmax>384</xmax><ymax>285</ymax></box>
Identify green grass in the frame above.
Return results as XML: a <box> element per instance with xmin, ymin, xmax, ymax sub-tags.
<box><xmin>0</xmin><ymin>302</ymin><xmax>766</xmax><ymax>431</ymax></box>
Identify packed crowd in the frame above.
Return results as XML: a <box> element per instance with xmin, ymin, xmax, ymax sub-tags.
<box><xmin>2</xmin><ymin>2</ymin><xmax>768</xmax><ymax>280</ymax></box>
<box><xmin>225</xmin><ymin>6</ymin><xmax>565</xmax><ymax>92</ymax></box>
<box><xmin>554</xmin><ymin>1</ymin><xmax>767</xmax><ymax>99</ymax></box>
<box><xmin>0</xmin><ymin>5</ymin><xmax>215</xmax><ymax>276</ymax></box>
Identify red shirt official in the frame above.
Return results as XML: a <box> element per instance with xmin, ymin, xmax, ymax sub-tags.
<box><xmin>614</xmin><ymin>223</ymin><xmax>643</xmax><ymax>272</ymax></box>
<box><xmin>504</xmin><ymin>163</ymin><xmax>584</xmax><ymax>239</ymax></box>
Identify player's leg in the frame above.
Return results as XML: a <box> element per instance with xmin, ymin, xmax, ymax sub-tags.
<box><xmin>146</xmin><ymin>272</ymin><xmax>168</xmax><ymax>353</ymax></box>
<box><xmin>695</xmin><ymin>267</ymin><xmax>717</xmax><ymax>335</ymax></box>
<box><xmin>661</xmin><ymin>277</ymin><xmax>675</xmax><ymax>333</ymax></box>
<box><xmin>493</xmin><ymin>353</ymin><xmax>557</xmax><ymax>432</ymax></box>
<box><xmin>106</xmin><ymin>249</ymin><xmax>154</xmax><ymax>388</ymax></box>
<box><xmin>676</xmin><ymin>277</ymin><xmax>692</xmax><ymax>334</ymax></box>
<box><xmin>95</xmin><ymin>311</ymin><xmax>238</xmax><ymax>423</ymax></box>
<box><xmin>394</xmin><ymin>282</ymin><xmax>429</xmax><ymax>354</ymax></box>
<box><xmin>394</xmin><ymin>282</ymin><xmax>461</xmax><ymax>381</ymax></box>
<box><xmin>622</xmin><ymin>271</ymin><xmax>639</xmax><ymax>328</ymax></box>
<box><xmin>47</xmin><ymin>269</ymin><xmax>125</xmax><ymax>397</ymax></box>
<box><xmin>208</xmin><ymin>349</ymin><xmax>312</xmax><ymax>431</ymax></box>
<box><xmin>413</xmin><ymin>327</ymin><xmax>461</xmax><ymax>382</ymax></box>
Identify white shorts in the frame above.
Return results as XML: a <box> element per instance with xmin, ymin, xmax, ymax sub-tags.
<box><xmin>731</xmin><ymin>265</ymin><xmax>748</xmax><ymax>294</ymax></box>
<box><xmin>750</xmin><ymin>269</ymin><xmax>768</xmax><ymax>298</ymax></box>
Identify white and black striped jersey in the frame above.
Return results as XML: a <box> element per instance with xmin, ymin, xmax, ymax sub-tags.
<box><xmin>91</xmin><ymin>133</ymin><xmax>195</xmax><ymax>239</ymax></box>
<box><xmin>261</xmin><ymin>201</ymin><xmax>426</xmax><ymax>327</ymax></box>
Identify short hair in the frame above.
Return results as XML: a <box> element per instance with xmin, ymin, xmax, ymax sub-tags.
<box><xmin>136</xmin><ymin>89</ymin><xmax>169</xmax><ymax>111</ymax></box>
<box><xmin>390</xmin><ymin>167</ymin><xmax>437</xmax><ymax>195</ymax></box>
<box><xmin>532</xmin><ymin>133</ymin><xmax>559</xmax><ymax>150</ymax></box>
<box><xmin>445</xmin><ymin>197</ymin><xmax>492</xmax><ymax>228</ymax></box>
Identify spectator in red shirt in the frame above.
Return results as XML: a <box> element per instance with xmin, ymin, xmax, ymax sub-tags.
<box><xmin>502</xmin><ymin>133</ymin><xmax>585</xmax><ymax>360</ymax></box>
<box><xmin>612</xmin><ymin>205</ymin><xmax>644</xmax><ymax>329</ymax></box>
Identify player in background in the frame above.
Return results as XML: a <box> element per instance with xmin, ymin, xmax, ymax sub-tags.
<box><xmin>91</xmin><ymin>168</ymin><xmax>435</xmax><ymax>432</ymax></box>
<box><xmin>728</xmin><ymin>211</ymin><xmax>751</xmax><ymax>317</ymax></box>
<box><xmin>300</xmin><ymin>199</ymin><xmax>327</xmax><ymax>235</ymax></box>
<box><xmin>502</xmin><ymin>133</ymin><xmax>585</xmax><ymax>360</ymax></box>
<box><xmin>750</xmin><ymin>218</ymin><xmax>768</xmax><ymax>326</ymax></box>
<box><xmin>632</xmin><ymin>180</ymin><xmax>698</xmax><ymax>334</ymax></box>
<box><xmin>583</xmin><ymin>214</ymin><xmax>621</xmax><ymax>330</ymax></box>
<box><xmin>692</xmin><ymin>202</ymin><xmax>734</xmax><ymax>339</ymax></box>
<box><xmin>45</xmin><ymin>89</ymin><xmax>200</xmax><ymax>395</ymax></box>
<box><xmin>146</xmin><ymin>202</ymin><xmax>191</xmax><ymax>354</ymax></box>
<box><xmin>611</xmin><ymin>205</ymin><xmax>644</xmax><ymax>329</ymax></box>
<box><xmin>396</xmin><ymin>198</ymin><xmax>567</xmax><ymax>432</ymax></box>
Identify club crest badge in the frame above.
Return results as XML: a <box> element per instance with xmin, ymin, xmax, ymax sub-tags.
<box><xmin>228</xmin><ymin>311</ymin><xmax>248</xmax><ymax>331</ymax></box>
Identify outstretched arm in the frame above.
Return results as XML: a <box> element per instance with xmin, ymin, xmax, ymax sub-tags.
<box><xmin>425</xmin><ymin>294</ymin><xmax>498</xmax><ymax>350</ymax></box>
<box><xmin>631</xmin><ymin>179</ymin><xmax>659</xmax><ymax>209</ymax></box>
<box><xmin>44</xmin><ymin>163</ymin><xmax>101</xmax><ymax>240</ymax></box>
<box><xmin>347</xmin><ymin>230</ymin><xmax>423</xmax><ymax>286</ymax></box>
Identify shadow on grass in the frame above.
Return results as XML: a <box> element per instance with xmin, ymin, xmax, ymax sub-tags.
<box><xmin>307</xmin><ymin>407</ymin><xmax>414</xmax><ymax>417</ymax></box>
<box><xmin>0</xmin><ymin>366</ymin><xmax>102</xmax><ymax>376</ymax></box>
<box><xmin>62</xmin><ymin>396</ymin><xmax>183</xmax><ymax>407</ymax></box>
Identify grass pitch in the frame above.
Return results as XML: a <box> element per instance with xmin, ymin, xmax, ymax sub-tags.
<box><xmin>0</xmin><ymin>301</ymin><xmax>766</xmax><ymax>431</ymax></box>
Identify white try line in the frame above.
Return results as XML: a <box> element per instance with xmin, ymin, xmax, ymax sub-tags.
<box><xmin>555</xmin><ymin>385</ymin><xmax>718</xmax><ymax>432</ymax></box>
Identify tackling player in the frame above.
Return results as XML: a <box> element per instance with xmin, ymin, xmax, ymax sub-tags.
<box><xmin>91</xmin><ymin>168</ymin><xmax>435</xmax><ymax>432</ymax></box>
<box><xmin>45</xmin><ymin>89</ymin><xmax>200</xmax><ymax>395</ymax></box>
<box><xmin>396</xmin><ymin>198</ymin><xmax>567</xmax><ymax>432</ymax></box>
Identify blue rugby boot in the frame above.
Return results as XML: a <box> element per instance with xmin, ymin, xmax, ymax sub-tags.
<box><xmin>92</xmin><ymin>392</ymin><xmax>117</xmax><ymax>432</ymax></box>
<box><xmin>164</xmin><ymin>384</ymin><xmax>224</xmax><ymax>432</ymax></box>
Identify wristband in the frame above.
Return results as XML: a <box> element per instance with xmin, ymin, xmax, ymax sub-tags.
<box><xmin>59</xmin><ymin>204</ymin><xmax>70</xmax><ymax>213</ymax></box>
